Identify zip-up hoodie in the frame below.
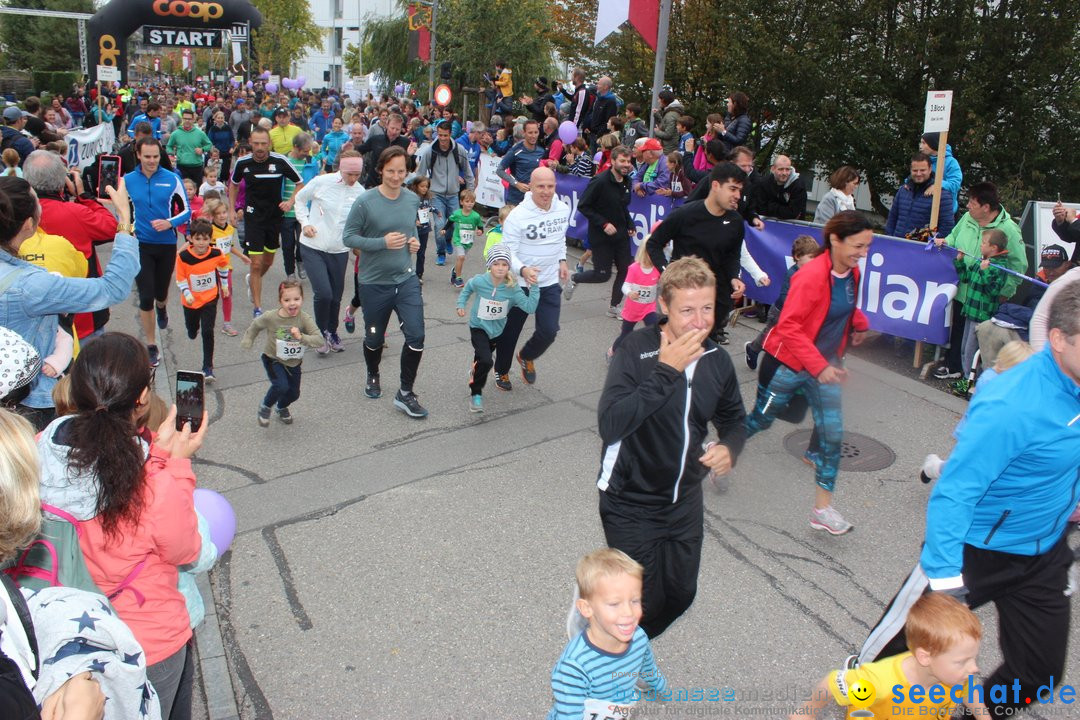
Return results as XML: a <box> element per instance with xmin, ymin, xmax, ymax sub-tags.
<box><xmin>124</xmin><ymin>166</ymin><xmax>190</xmax><ymax>244</ymax></box>
<box><xmin>929</xmin><ymin>144</ymin><xmax>962</xmax><ymax>215</ymax></box>
<box><xmin>294</xmin><ymin>172</ymin><xmax>365</xmax><ymax>253</ymax></box>
<box><xmin>502</xmin><ymin>192</ymin><xmax>571</xmax><ymax>288</ymax></box>
<box><xmin>597</xmin><ymin>321</ymin><xmax>746</xmax><ymax>506</ymax></box>
<box><xmin>456</xmin><ymin>271</ymin><xmax>539</xmax><ymax>337</ymax></box>
<box><xmin>921</xmin><ymin>347</ymin><xmax>1080</xmax><ymax>585</ymax></box>
<box><xmin>36</xmin><ymin>417</ymin><xmax>201</xmax><ymax>665</ymax></box>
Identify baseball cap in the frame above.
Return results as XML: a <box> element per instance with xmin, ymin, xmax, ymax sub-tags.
<box><xmin>641</xmin><ymin>138</ymin><xmax>663</xmax><ymax>152</ymax></box>
<box><xmin>274</xmin><ymin>106</ymin><xmax>289</xmax><ymax>116</ymax></box>
<box><xmin>3</xmin><ymin>106</ymin><xmax>23</xmax><ymax>122</ymax></box>
<box><xmin>1040</xmin><ymin>244</ymin><xmax>1067</xmax><ymax>269</ymax></box>
<box><xmin>235</xmin><ymin>98</ymin><xmax>245</xmax><ymax>105</ymax></box>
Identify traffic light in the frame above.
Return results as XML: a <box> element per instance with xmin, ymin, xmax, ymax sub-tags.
<box><xmin>440</xmin><ymin>62</ymin><xmax>452</xmax><ymax>80</ymax></box>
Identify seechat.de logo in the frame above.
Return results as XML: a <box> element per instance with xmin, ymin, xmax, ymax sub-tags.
<box><xmin>152</xmin><ymin>0</ymin><xmax>223</xmax><ymax>22</ymax></box>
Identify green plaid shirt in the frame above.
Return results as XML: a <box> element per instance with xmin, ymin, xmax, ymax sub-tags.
<box><xmin>954</xmin><ymin>255</ymin><xmax>1008</xmax><ymax>322</ymax></box>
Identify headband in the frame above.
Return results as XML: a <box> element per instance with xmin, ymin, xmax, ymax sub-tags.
<box><xmin>338</xmin><ymin>157</ymin><xmax>363</xmax><ymax>174</ymax></box>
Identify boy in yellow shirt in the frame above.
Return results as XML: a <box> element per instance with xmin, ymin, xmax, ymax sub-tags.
<box><xmin>791</xmin><ymin>593</ymin><xmax>988</xmax><ymax>719</ymax></box>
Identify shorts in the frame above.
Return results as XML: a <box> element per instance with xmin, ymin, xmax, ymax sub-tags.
<box><xmin>453</xmin><ymin>243</ymin><xmax>471</xmax><ymax>258</ymax></box>
<box><xmin>244</xmin><ymin>217</ymin><xmax>280</xmax><ymax>255</ymax></box>
<box><xmin>136</xmin><ymin>242</ymin><xmax>178</xmax><ymax>311</ymax></box>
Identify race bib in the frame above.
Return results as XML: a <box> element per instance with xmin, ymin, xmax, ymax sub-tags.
<box><xmin>417</xmin><ymin>207</ymin><xmax>432</xmax><ymax>224</ymax></box>
<box><xmin>459</xmin><ymin>227</ymin><xmax>476</xmax><ymax>246</ymax></box>
<box><xmin>216</xmin><ymin>234</ymin><xmax>233</xmax><ymax>254</ymax></box>
<box><xmin>477</xmin><ymin>297</ymin><xmax>507</xmax><ymax>321</ymax></box>
<box><xmin>582</xmin><ymin>697</ymin><xmax>634</xmax><ymax>720</ymax></box>
<box><xmin>275</xmin><ymin>338</ymin><xmax>306</xmax><ymax>361</ymax></box>
<box><xmin>631</xmin><ymin>284</ymin><xmax>656</xmax><ymax>303</ymax></box>
<box><xmin>190</xmin><ymin>271</ymin><xmax>216</xmax><ymax>293</ymax></box>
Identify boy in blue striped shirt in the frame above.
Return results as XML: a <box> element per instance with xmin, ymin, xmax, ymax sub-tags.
<box><xmin>548</xmin><ymin>549</ymin><xmax>667</xmax><ymax>720</ymax></box>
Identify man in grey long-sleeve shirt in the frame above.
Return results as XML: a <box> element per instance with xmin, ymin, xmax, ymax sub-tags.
<box><xmin>413</xmin><ymin>124</ymin><xmax>473</xmax><ymax>237</ymax></box>
<box><xmin>341</xmin><ymin>145</ymin><xmax>429</xmax><ymax>418</ymax></box>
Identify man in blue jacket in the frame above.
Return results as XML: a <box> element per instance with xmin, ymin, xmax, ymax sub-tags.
<box><xmin>859</xmin><ymin>282</ymin><xmax>1080</xmax><ymax>718</ymax></box>
<box><xmin>884</xmin><ymin>153</ymin><xmax>956</xmax><ymax>238</ymax></box>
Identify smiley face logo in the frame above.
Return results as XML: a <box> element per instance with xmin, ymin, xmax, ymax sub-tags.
<box><xmin>849</xmin><ymin>678</ymin><xmax>876</xmax><ymax>709</ymax></box>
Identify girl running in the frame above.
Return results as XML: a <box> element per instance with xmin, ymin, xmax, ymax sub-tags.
<box><xmin>608</xmin><ymin>241</ymin><xmax>659</xmax><ymax>359</ymax></box>
<box><xmin>407</xmin><ymin>176</ymin><xmax>437</xmax><ymax>278</ymax></box>
<box><xmin>203</xmin><ymin>197</ymin><xmax>250</xmax><ymax>336</ymax></box>
<box><xmin>240</xmin><ymin>280</ymin><xmax>325</xmax><ymax>426</ymax></box>
<box><xmin>456</xmin><ymin>245</ymin><xmax>538</xmax><ymax>413</ymax></box>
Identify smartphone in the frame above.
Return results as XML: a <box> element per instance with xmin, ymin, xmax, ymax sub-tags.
<box><xmin>97</xmin><ymin>155</ymin><xmax>120</xmax><ymax>199</ymax></box>
<box><xmin>175</xmin><ymin>370</ymin><xmax>205</xmax><ymax>432</ymax></box>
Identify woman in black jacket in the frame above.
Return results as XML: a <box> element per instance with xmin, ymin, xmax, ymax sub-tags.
<box><xmin>718</xmin><ymin>91</ymin><xmax>751</xmax><ymax>153</ymax></box>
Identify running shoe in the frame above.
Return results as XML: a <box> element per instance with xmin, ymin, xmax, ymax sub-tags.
<box><xmin>343</xmin><ymin>308</ymin><xmax>356</xmax><ymax>334</ymax></box>
<box><xmin>469</xmin><ymin>395</ymin><xmax>484</xmax><ymax>413</ymax></box>
<box><xmin>328</xmin><ymin>332</ymin><xmax>344</xmax><ymax>352</ymax></box>
<box><xmin>365</xmin><ymin>373</ymin><xmax>381</xmax><ymax>399</ymax></box>
<box><xmin>453</xmin><ymin>277</ymin><xmax>464</xmax><ymax>288</ymax></box>
<box><xmin>203</xmin><ymin>367</ymin><xmax>215</xmax><ymax>383</ymax></box>
<box><xmin>494</xmin><ymin>373</ymin><xmax>512</xmax><ymax>391</ymax></box>
<box><xmin>252</xmin><ymin>307</ymin><xmax>262</xmax><ymax>318</ymax></box>
<box><xmin>715</xmin><ymin>330</ymin><xmax>730</xmax><ymax>345</ymax></box>
<box><xmin>286</xmin><ymin>273</ymin><xmax>298</xmax><ymax>283</ymax></box>
<box><xmin>148</xmin><ymin>344</ymin><xmax>160</xmax><ymax>368</ymax></box>
<box><xmin>257</xmin><ymin>405</ymin><xmax>271</xmax><ymax>427</ymax></box>
<box><xmin>517</xmin><ymin>352</ymin><xmax>536</xmax><ymax>384</ymax></box>
<box><xmin>810</xmin><ymin>506</ymin><xmax>853</xmax><ymax>535</ymax></box>
<box><xmin>276</xmin><ymin>406</ymin><xmax>293</xmax><ymax>424</ymax></box>
<box><xmin>607</xmin><ymin>305</ymin><xmax>620</xmax><ymax>318</ymax></box>
<box><xmin>802</xmin><ymin>448</ymin><xmax>821</xmax><ymax>467</ymax></box>
<box><xmin>744</xmin><ymin>341</ymin><xmax>760</xmax><ymax>371</ymax></box>
<box><xmin>393</xmin><ymin>390</ymin><xmax>429</xmax><ymax>418</ymax></box>
<box><xmin>245</xmin><ymin>272</ymin><xmax>253</xmax><ymax>302</ymax></box>
<box><xmin>933</xmin><ymin>365</ymin><xmax>961</xmax><ymax>380</ymax></box>
<box><xmin>155</xmin><ymin>304</ymin><xmax>168</xmax><ymax>329</ymax></box>
<box><xmin>221</xmin><ymin>322</ymin><xmax>238</xmax><ymax>336</ymax></box>
<box><xmin>316</xmin><ymin>332</ymin><xmax>331</xmax><ymax>356</ymax></box>
<box><xmin>575</xmin><ymin>262</ymin><xmax>584</xmax><ymax>274</ymax></box>
<box><xmin>436</xmin><ymin>255</ymin><xmax>446</xmax><ymax>266</ymax></box>
<box><xmin>563</xmin><ymin>278</ymin><xmax>576</xmax><ymax>300</ymax></box>
<box><xmin>297</xmin><ymin>263</ymin><xmax>307</xmax><ymax>280</ymax></box>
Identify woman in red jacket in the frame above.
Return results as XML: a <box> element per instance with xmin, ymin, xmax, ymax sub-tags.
<box><xmin>36</xmin><ymin>333</ymin><xmax>207</xmax><ymax>719</ymax></box>
<box><xmin>745</xmin><ymin>211</ymin><xmax>872</xmax><ymax>536</ymax></box>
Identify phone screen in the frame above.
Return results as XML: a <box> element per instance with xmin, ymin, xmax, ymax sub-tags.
<box><xmin>175</xmin><ymin>372</ymin><xmax>205</xmax><ymax>432</ymax></box>
<box><xmin>98</xmin><ymin>156</ymin><xmax>119</xmax><ymax>199</ymax></box>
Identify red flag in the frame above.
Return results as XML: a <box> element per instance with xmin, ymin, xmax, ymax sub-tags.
<box><xmin>628</xmin><ymin>0</ymin><xmax>658</xmax><ymax>50</ymax></box>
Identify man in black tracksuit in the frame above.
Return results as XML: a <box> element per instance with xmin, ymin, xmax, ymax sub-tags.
<box><xmin>647</xmin><ymin>162</ymin><xmax>748</xmax><ymax>344</ymax></box>
<box><xmin>564</xmin><ymin>145</ymin><xmax>634</xmax><ymax>309</ymax></box>
<box><xmin>353</xmin><ymin>113</ymin><xmax>414</xmax><ymax>188</ymax></box>
<box><xmin>597</xmin><ymin>256</ymin><xmax>747</xmax><ymax>638</ymax></box>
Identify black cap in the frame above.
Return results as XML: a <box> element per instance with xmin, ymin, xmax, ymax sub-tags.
<box><xmin>274</xmin><ymin>107</ymin><xmax>289</xmax><ymax>116</ymax></box>
<box><xmin>1040</xmin><ymin>244</ymin><xmax>1067</xmax><ymax>269</ymax></box>
<box><xmin>921</xmin><ymin>132</ymin><xmax>940</xmax><ymax>149</ymax></box>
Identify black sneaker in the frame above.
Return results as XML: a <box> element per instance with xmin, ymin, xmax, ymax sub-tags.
<box><xmin>393</xmin><ymin>390</ymin><xmax>429</xmax><ymax>418</ymax></box>
<box><xmin>148</xmin><ymin>344</ymin><xmax>160</xmax><ymax>368</ymax></box>
<box><xmin>711</xmin><ymin>329</ymin><xmax>729</xmax><ymax>345</ymax></box>
<box><xmin>517</xmin><ymin>352</ymin><xmax>536</xmax><ymax>384</ymax></box>
<box><xmin>155</xmin><ymin>304</ymin><xmax>168</xmax><ymax>329</ymax></box>
<box><xmin>744</xmin><ymin>341</ymin><xmax>759</xmax><ymax>371</ymax></box>
<box><xmin>365</xmin><ymin>374</ymin><xmax>381</xmax><ymax>399</ymax></box>
<box><xmin>276</xmin><ymin>407</ymin><xmax>293</xmax><ymax>424</ymax></box>
<box><xmin>257</xmin><ymin>405</ymin><xmax>271</xmax><ymax>427</ymax></box>
<box><xmin>933</xmin><ymin>365</ymin><xmax>961</xmax><ymax>380</ymax></box>
<box><xmin>494</xmin><ymin>373</ymin><xmax>512</xmax><ymax>391</ymax></box>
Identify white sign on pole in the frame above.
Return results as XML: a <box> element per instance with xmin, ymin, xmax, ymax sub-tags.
<box><xmin>97</xmin><ymin>65</ymin><xmax>119</xmax><ymax>82</ymax></box>
<box><xmin>476</xmin><ymin>154</ymin><xmax>506</xmax><ymax>209</ymax></box>
<box><xmin>923</xmin><ymin>90</ymin><xmax>953</xmax><ymax>132</ymax></box>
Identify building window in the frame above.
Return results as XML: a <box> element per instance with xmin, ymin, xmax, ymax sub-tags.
<box><xmin>334</xmin><ymin>28</ymin><xmax>343</xmax><ymax>57</ymax></box>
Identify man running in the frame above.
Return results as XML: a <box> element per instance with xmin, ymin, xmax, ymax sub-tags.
<box><xmin>229</xmin><ymin>126</ymin><xmax>304</xmax><ymax>317</ymax></box>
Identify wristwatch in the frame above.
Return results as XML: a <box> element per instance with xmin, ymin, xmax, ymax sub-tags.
<box><xmin>116</xmin><ymin>222</ymin><xmax>134</xmax><ymax>234</ymax></box>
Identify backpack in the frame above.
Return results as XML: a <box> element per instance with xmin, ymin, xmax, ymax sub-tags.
<box><xmin>2</xmin><ymin>504</ymin><xmax>146</xmax><ymax>607</ymax></box>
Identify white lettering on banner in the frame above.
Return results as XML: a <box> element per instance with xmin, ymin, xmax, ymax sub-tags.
<box><xmin>475</xmin><ymin>154</ymin><xmax>505</xmax><ymax>208</ymax></box>
<box><xmin>65</xmin><ymin>122</ymin><xmax>117</xmax><ymax>171</ymax></box>
<box><xmin>858</xmin><ymin>252</ymin><xmax>956</xmax><ymax>325</ymax></box>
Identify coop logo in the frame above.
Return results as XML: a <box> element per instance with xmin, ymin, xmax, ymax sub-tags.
<box><xmin>153</xmin><ymin>0</ymin><xmax>223</xmax><ymax>22</ymax></box>
<box><xmin>98</xmin><ymin>35</ymin><xmax>119</xmax><ymax>65</ymax></box>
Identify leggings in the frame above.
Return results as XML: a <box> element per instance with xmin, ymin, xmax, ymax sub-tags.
<box><xmin>612</xmin><ymin>313</ymin><xmax>658</xmax><ymax>351</ymax></box>
<box><xmin>468</xmin><ymin>327</ymin><xmax>497</xmax><ymax>395</ymax></box>
<box><xmin>299</xmin><ymin>245</ymin><xmax>348</xmax><ymax>334</ymax></box>
<box><xmin>745</xmin><ymin>364</ymin><xmax>843</xmax><ymax>492</ymax></box>
<box><xmin>279</xmin><ymin>217</ymin><xmax>302</xmax><ymax>275</ymax></box>
<box><xmin>136</xmin><ymin>243</ymin><xmax>177</xmax><ymax>311</ymax></box>
<box><xmin>182</xmin><ymin>299</ymin><xmax>217</xmax><ymax>370</ymax></box>
<box><xmin>218</xmin><ymin>270</ymin><xmax>233</xmax><ymax>323</ymax></box>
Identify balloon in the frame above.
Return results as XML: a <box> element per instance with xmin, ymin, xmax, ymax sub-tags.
<box><xmin>193</xmin><ymin>489</ymin><xmax>236</xmax><ymax>555</ymax></box>
<box><xmin>296</xmin><ymin>77</ymin><xmax>306</xmax><ymax>88</ymax></box>
<box><xmin>113</xmin><ymin>81</ymin><xmax>121</xmax><ymax>88</ymax></box>
<box><xmin>558</xmin><ymin>120</ymin><xmax>578</xmax><ymax>145</ymax></box>
<box><xmin>265</xmin><ymin>82</ymin><xmax>278</xmax><ymax>94</ymax></box>
<box><xmin>280</xmin><ymin>78</ymin><xmax>291</xmax><ymax>90</ymax></box>
<box><xmin>245</xmin><ymin>80</ymin><xmax>254</xmax><ymax>89</ymax></box>
<box><xmin>230</xmin><ymin>79</ymin><xmax>240</xmax><ymax>88</ymax></box>
<box><xmin>259</xmin><ymin>70</ymin><xmax>271</xmax><ymax>80</ymax></box>
<box><xmin>394</xmin><ymin>83</ymin><xmax>404</xmax><ymax>96</ymax></box>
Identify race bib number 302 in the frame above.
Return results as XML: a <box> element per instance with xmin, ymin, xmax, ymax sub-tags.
<box><xmin>275</xmin><ymin>338</ymin><xmax>305</xmax><ymax>361</ymax></box>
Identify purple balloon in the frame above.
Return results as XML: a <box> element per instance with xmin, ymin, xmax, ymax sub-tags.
<box><xmin>259</xmin><ymin>70</ymin><xmax>271</xmax><ymax>80</ymax></box>
<box><xmin>558</xmin><ymin>120</ymin><xmax>578</xmax><ymax>145</ymax></box>
<box><xmin>296</xmin><ymin>77</ymin><xmax>306</xmax><ymax>88</ymax></box>
<box><xmin>394</xmin><ymin>83</ymin><xmax>404</xmax><ymax>95</ymax></box>
<box><xmin>230</xmin><ymin>79</ymin><xmax>240</xmax><ymax>88</ymax></box>
<box><xmin>245</xmin><ymin>80</ymin><xmax>254</xmax><ymax>89</ymax></box>
<box><xmin>265</xmin><ymin>82</ymin><xmax>278</xmax><ymax>94</ymax></box>
<box><xmin>193</xmin><ymin>488</ymin><xmax>236</xmax><ymax>555</ymax></box>
<box><xmin>281</xmin><ymin>77</ymin><xmax>293</xmax><ymax>90</ymax></box>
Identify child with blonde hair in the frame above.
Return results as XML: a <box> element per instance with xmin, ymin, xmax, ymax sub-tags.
<box><xmin>202</xmin><ymin>197</ymin><xmax>250</xmax><ymax>336</ymax></box>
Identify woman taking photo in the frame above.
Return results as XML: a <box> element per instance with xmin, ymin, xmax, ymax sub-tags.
<box><xmin>744</xmin><ymin>211</ymin><xmax>872</xmax><ymax>536</ymax></box>
<box><xmin>36</xmin><ymin>333</ymin><xmax>206</xmax><ymax>719</ymax></box>
<box><xmin>0</xmin><ymin>176</ymin><xmax>138</xmax><ymax>430</ymax></box>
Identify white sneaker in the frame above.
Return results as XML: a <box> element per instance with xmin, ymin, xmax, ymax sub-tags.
<box><xmin>607</xmin><ymin>305</ymin><xmax>620</xmax><ymax>318</ymax></box>
<box><xmin>810</xmin><ymin>505</ymin><xmax>853</xmax><ymax>535</ymax></box>
<box><xmin>921</xmin><ymin>454</ymin><xmax>944</xmax><ymax>483</ymax></box>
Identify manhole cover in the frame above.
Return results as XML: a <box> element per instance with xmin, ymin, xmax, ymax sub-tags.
<box><xmin>782</xmin><ymin>430</ymin><xmax>895</xmax><ymax>472</ymax></box>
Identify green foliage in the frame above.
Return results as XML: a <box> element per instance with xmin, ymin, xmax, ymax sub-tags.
<box><xmin>550</xmin><ymin>0</ymin><xmax>1080</xmax><ymax>215</ymax></box>
<box><xmin>32</xmin><ymin>71</ymin><xmax>79</xmax><ymax>97</ymax></box>
<box><xmin>250</xmin><ymin>0</ymin><xmax>323</xmax><ymax>74</ymax></box>
<box><xmin>346</xmin><ymin>11</ymin><xmax>425</xmax><ymax>88</ymax></box>
<box><xmin>0</xmin><ymin>0</ymin><xmax>94</xmax><ymax>72</ymax></box>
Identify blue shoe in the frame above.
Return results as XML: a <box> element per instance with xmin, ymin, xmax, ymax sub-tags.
<box><xmin>253</xmin><ymin>307</ymin><xmax>262</xmax><ymax>318</ymax></box>
<box><xmin>155</xmin><ymin>304</ymin><xmax>168</xmax><ymax>329</ymax></box>
<box><xmin>803</xmin><ymin>448</ymin><xmax>822</xmax><ymax>468</ymax></box>
<box><xmin>469</xmin><ymin>394</ymin><xmax>484</xmax><ymax>413</ymax></box>
<box><xmin>435</xmin><ymin>255</ymin><xmax>446</xmax><ymax>266</ymax></box>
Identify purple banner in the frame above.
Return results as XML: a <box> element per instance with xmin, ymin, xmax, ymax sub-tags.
<box><xmin>553</xmin><ymin>175</ymin><xmax>959</xmax><ymax>344</ymax></box>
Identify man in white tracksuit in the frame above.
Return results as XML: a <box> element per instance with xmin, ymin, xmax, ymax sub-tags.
<box><xmin>492</xmin><ymin>167</ymin><xmax>571</xmax><ymax>390</ymax></box>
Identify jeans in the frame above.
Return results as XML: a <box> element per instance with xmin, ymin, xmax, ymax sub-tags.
<box><xmin>494</xmin><ymin>283</ymin><xmax>561</xmax><ymax>374</ymax></box>
<box><xmin>182</xmin><ymin>299</ymin><xmax>217</xmax><ymax>370</ymax></box>
<box><xmin>278</xmin><ymin>217</ymin><xmax>302</xmax><ymax>276</ymax></box>
<box><xmin>430</xmin><ymin>193</ymin><xmax>459</xmax><ymax>236</ymax></box>
<box><xmin>261</xmin><ymin>354</ymin><xmax>302</xmax><ymax>410</ymax></box>
<box><xmin>299</xmin><ymin>245</ymin><xmax>348</xmax><ymax>334</ymax></box>
<box><xmin>468</xmin><ymin>327</ymin><xmax>497</xmax><ymax>395</ymax></box>
<box><xmin>745</xmin><ymin>364</ymin><xmax>844</xmax><ymax>492</ymax></box>
<box><xmin>571</xmin><ymin>233</ymin><xmax>633</xmax><ymax>306</ymax></box>
<box><xmin>359</xmin><ymin>274</ymin><xmax>425</xmax><ymax>392</ymax></box>
<box><xmin>960</xmin><ymin>316</ymin><xmax>980</xmax><ymax>376</ymax></box>
<box><xmin>147</xmin><ymin>642</ymin><xmax>192</xmax><ymax>720</ymax></box>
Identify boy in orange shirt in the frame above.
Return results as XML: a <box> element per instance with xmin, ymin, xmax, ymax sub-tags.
<box><xmin>176</xmin><ymin>218</ymin><xmax>230</xmax><ymax>380</ymax></box>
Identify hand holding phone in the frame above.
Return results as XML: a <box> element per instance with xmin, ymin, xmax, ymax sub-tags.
<box><xmin>175</xmin><ymin>370</ymin><xmax>205</xmax><ymax>432</ymax></box>
<box><xmin>97</xmin><ymin>155</ymin><xmax>120</xmax><ymax>200</ymax></box>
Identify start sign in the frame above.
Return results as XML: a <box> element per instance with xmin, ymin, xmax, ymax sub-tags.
<box><xmin>143</xmin><ymin>25</ymin><xmax>224</xmax><ymax>47</ymax></box>
<box><xmin>923</xmin><ymin>90</ymin><xmax>953</xmax><ymax>133</ymax></box>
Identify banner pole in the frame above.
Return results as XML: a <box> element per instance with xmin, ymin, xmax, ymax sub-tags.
<box><xmin>647</xmin><ymin>0</ymin><xmax>672</xmax><ymax>139</ymax></box>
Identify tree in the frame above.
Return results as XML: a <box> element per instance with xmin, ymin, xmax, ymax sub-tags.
<box><xmin>250</xmin><ymin>0</ymin><xmax>322</xmax><ymax>74</ymax></box>
<box><xmin>345</xmin><ymin>11</ymin><xmax>426</xmax><ymax>88</ymax></box>
<box><xmin>0</xmin><ymin>0</ymin><xmax>94</xmax><ymax>72</ymax></box>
